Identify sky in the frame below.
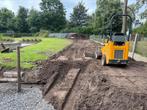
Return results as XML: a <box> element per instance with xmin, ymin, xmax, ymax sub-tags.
<box><xmin>0</xmin><ymin>0</ymin><xmax>140</xmax><ymax>19</ymax></box>
<box><xmin>0</xmin><ymin>0</ymin><xmax>97</xmax><ymax>19</ymax></box>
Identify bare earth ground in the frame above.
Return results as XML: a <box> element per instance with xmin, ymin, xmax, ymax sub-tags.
<box><xmin>38</xmin><ymin>40</ymin><xmax>147</xmax><ymax>110</ymax></box>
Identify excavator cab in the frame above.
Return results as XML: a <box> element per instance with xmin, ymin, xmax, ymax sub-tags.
<box><xmin>96</xmin><ymin>14</ymin><xmax>132</xmax><ymax>66</ymax></box>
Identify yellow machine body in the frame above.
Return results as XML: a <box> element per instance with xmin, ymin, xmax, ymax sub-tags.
<box><xmin>99</xmin><ymin>14</ymin><xmax>132</xmax><ymax>65</ymax></box>
<box><xmin>101</xmin><ymin>41</ymin><xmax>129</xmax><ymax>64</ymax></box>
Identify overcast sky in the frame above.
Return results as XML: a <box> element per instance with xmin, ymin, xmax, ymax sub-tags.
<box><xmin>0</xmin><ymin>0</ymin><xmax>137</xmax><ymax>19</ymax></box>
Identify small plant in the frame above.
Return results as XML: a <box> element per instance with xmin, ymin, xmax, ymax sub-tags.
<box><xmin>35</xmin><ymin>39</ymin><xmax>38</xmax><ymax>42</ymax></box>
<box><xmin>22</xmin><ymin>39</ymin><xmax>25</xmax><ymax>42</ymax></box>
<box><xmin>36</xmin><ymin>30</ymin><xmax>49</xmax><ymax>38</ymax></box>
<box><xmin>6</xmin><ymin>39</ymin><xmax>10</xmax><ymax>42</ymax></box>
<box><xmin>38</xmin><ymin>39</ymin><xmax>40</xmax><ymax>41</ymax></box>
<box><xmin>0</xmin><ymin>34</ymin><xmax>2</xmax><ymax>41</ymax></box>
<box><xmin>26</xmin><ymin>39</ymin><xmax>30</xmax><ymax>42</ymax></box>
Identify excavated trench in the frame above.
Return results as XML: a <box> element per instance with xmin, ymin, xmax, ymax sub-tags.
<box><xmin>37</xmin><ymin>40</ymin><xmax>147</xmax><ymax>110</ymax></box>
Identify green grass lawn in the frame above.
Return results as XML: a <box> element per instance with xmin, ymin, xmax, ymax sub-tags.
<box><xmin>135</xmin><ymin>41</ymin><xmax>147</xmax><ymax>57</ymax></box>
<box><xmin>130</xmin><ymin>41</ymin><xmax>147</xmax><ymax>57</ymax></box>
<box><xmin>0</xmin><ymin>38</ymin><xmax>71</xmax><ymax>69</ymax></box>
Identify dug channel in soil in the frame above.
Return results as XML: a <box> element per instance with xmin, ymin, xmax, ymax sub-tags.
<box><xmin>38</xmin><ymin>40</ymin><xmax>147</xmax><ymax>110</ymax></box>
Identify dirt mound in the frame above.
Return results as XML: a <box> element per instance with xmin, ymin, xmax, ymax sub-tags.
<box><xmin>38</xmin><ymin>40</ymin><xmax>96</xmax><ymax>84</ymax></box>
<box><xmin>75</xmin><ymin>71</ymin><xmax>147</xmax><ymax>110</ymax></box>
<box><xmin>38</xmin><ymin>60</ymin><xmax>70</xmax><ymax>84</ymax></box>
<box><xmin>39</xmin><ymin>60</ymin><xmax>89</xmax><ymax>84</ymax></box>
<box><xmin>38</xmin><ymin>40</ymin><xmax>96</xmax><ymax>110</ymax></box>
<box><xmin>37</xmin><ymin>40</ymin><xmax>147</xmax><ymax>110</ymax></box>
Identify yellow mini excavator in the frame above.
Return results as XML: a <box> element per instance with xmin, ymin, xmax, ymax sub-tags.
<box><xmin>95</xmin><ymin>14</ymin><xmax>132</xmax><ymax>66</ymax></box>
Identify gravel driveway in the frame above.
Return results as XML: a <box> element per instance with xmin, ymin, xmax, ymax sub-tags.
<box><xmin>0</xmin><ymin>83</ymin><xmax>55</xmax><ymax>110</ymax></box>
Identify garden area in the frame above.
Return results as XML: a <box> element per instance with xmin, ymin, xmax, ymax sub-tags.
<box><xmin>0</xmin><ymin>37</ymin><xmax>71</xmax><ymax>69</ymax></box>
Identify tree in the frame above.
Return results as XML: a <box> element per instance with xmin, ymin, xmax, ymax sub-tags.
<box><xmin>7</xmin><ymin>17</ymin><xmax>18</xmax><ymax>32</ymax></box>
<box><xmin>40</xmin><ymin>0</ymin><xmax>66</xmax><ymax>31</ymax></box>
<box><xmin>16</xmin><ymin>6</ymin><xmax>29</xmax><ymax>33</ymax></box>
<box><xmin>138</xmin><ymin>0</ymin><xmax>147</xmax><ymax>4</ymax></box>
<box><xmin>94</xmin><ymin>0</ymin><xmax>123</xmax><ymax>34</ymax></box>
<box><xmin>0</xmin><ymin>8</ymin><xmax>15</xmax><ymax>32</ymax></box>
<box><xmin>122</xmin><ymin>0</ymin><xmax>128</xmax><ymax>34</ymax></box>
<box><xmin>140</xmin><ymin>9</ymin><xmax>147</xmax><ymax>19</ymax></box>
<box><xmin>28</xmin><ymin>9</ymin><xmax>41</xmax><ymax>33</ymax></box>
<box><xmin>70</xmin><ymin>2</ymin><xmax>89</xmax><ymax>27</ymax></box>
<box><xmin>133</xmin><ymin>20</ymin><xmax>147</xmax><ymax>35</ymax></box>
<box><xmin>137</xmin><ymin>0</ymin><xmax>147</xmax><ymax>19</ymax></box>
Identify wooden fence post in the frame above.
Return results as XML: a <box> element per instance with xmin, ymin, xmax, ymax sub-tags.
<box><xmin>17</xmin><ymin>46</ymin><xmax>21</xmax><ymax>92</ymax></box>
<box><xmin>132</xmin><ymin>33</ymin><xmax>138</xmax><ymax>59</ymax></box>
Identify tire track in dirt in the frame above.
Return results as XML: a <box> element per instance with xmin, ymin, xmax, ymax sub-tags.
<box><xmin>38</xmin><ymin>40</ymin><xmax>97</xmax><ymax>110</ymax></box>
<box><xmin>102</xmin><ymin>60</ymin><xmax>147</xmax><ymax>94</ymax></box>
<box><xmin>75</xmin><ymin>58</ymin><xmax>147</xmax><ymax>110</ymax></box>
<box><xmin>38</xmin><ymin>39</ymin><xmax>147</xmax><ymax>110</ymax></box>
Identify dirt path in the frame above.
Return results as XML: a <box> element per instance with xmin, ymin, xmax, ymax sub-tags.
<box><xmin>38</xmin><ymin>40</ymin><xmax>147</xmax><ymax>110</ymax></box>
<box><xmin>102</xmin><ymin>60</ymin><xmax>147</xmax><ymax>94</ymax></box>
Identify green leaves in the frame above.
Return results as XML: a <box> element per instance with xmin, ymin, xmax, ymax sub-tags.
<box><xmin>40</xmin><ymin>0</ymin><xmax>66</xmax><ymax>31</ymax></box>
<box><xmin>0</xmin><ymin>8</ymin><xmax>15</xmax><ymax>32</ymax></box>
<box><xmin>93</xmin><ymin>0</ymin><xmax>123</xmax><ymax>34</ymax></box>
<box><xmin>16</xmin><ymin>6</ymin><xmax>29</xmax><ymax>33</ymax></box>
<box><xmin>130</xmin><ymin>0</ymin><xmax>147</xmax><ymax>19</ymax></box>
<box><xmin>70</xmin><ymin>2</ymin><xmax>89</xmax><ymax>27</ymax></box>
<box><xmin>28</xmin><ymin>9</ymin><xmax>41</xmax><ymax>33</ymax></box>
<box><xmin>133</xmin><ymin>21</ymin><xmax>147</xmax><ymax>35</ymax></box>
<box><xmin>140</xmin><ymin>9</ymin><xmax>147</xmax><ymax>19</ymax></box>
<box><xmin>0</xmin><ymin>0</ymin><xmax>66</xmax><ymax>33</ymax></box>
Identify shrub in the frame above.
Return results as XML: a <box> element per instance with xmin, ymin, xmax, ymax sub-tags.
<box><xmin>3</xmin><ymin>33</ymin><xmax>33</xmax><ymax>37</ymax></box>
<box><xmin>35</xmin><ymin>30</ymin><xmax>49</xmax><ymax>38</ymax></box>
<box><xmin>0</xmin><ymin>38</ymin><xmax>14</xmax><ymax>42</ymax></box>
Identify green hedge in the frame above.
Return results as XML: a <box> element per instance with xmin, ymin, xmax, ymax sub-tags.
<box><xmin>3</xmin><ymin>33</ymin><xmax>33</xmax><ymax>37</ymax></box>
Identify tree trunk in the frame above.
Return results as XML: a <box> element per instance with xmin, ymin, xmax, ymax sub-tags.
<box><xmin>121</xmin><ymin>0</ymin><xmax>128</xmax><ymax>34</ymax></box>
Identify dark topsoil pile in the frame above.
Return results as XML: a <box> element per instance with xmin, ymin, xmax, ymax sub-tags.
<box><xmin>38</xmin><ymin>60</ymin><xmax>89</xmax><ymax>84</ymax></box>
<box><xmin>75</xmin><ymin>70</ymin><xmax>147</xmax><ymax>110</ymax></box>
<box><xmin>35</xmin><ymin>40</ymin><xmax>147</xmax><ymax>110</ymax></box>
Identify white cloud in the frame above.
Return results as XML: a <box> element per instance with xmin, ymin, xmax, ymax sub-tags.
<box><xmin>61</xmin><ymin>0</ymin><xmax>96</xmax><ymax>19</ymax></box>
<box><xmin>0</xmin><ymin>0</ymin><xmax>96</xmax><ymax>18</ymax></box>
<box><xmin>0</xmin><ymin>0</ymin><xmax>41</xmax><ymax>14</ymax></box>
<box><xmin>0</xmin><ymin>0</ymin><xmax>15</xmax><ymax>12</ymax></box>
